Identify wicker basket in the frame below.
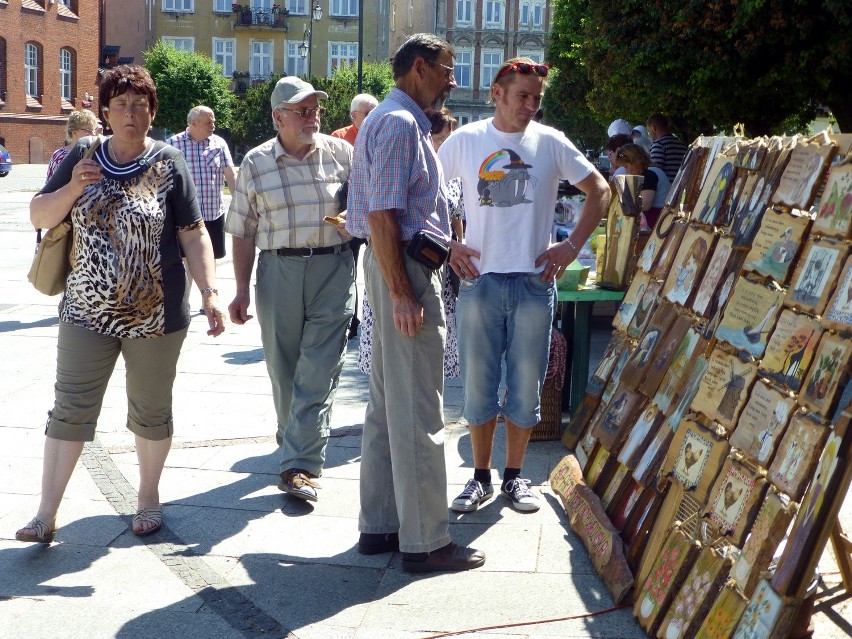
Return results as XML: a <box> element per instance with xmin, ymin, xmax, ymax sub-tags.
<box><xmin>531</xmin><ymin>378</ymin><xmax>562</xmax><ymax>441</ymax></box>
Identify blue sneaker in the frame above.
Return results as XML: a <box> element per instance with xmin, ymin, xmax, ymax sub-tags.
<box><xmin>451</xmin><ymin>478</ymin><xmax>494</xmax><ymax>512</ymax></box>
<box><xmin>501</xmin><ymin>477</ymin><xmax>540</xmax><ymax>512</ymax></box>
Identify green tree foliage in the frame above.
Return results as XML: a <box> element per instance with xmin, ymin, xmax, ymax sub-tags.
<box><xmin>547</xmin><ymin>0</ymin><xmax>852</xmax><ymax>143</ymax></box>
<box><xmin>144</xmin><ymin>42</ymin><xmax>235</xmax><ymax>135</ymax></box>
<box><xmin>229</xmin><ymin>63</ymin><xmax>395</xmax><ymax>158</ymax></box>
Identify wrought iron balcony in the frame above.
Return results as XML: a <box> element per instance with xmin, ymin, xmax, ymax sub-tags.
<box><xmin>233</xmin><ymin>7</ymin><xmax>289</xmax><ymax>29</ymax></box>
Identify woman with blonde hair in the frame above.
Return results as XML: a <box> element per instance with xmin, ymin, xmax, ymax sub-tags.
<box><xmin>46</xmin><ymin>109</ymin><xmax>100</xmax><ymax>181</ymax></box>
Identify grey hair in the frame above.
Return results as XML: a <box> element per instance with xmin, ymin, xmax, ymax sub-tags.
<box><xmin>187</xmin><ymin>105</ymin><xmax>214</xmax><ymax>125</ymax></box>
<box><xmin>64</xmin><ymin>109</ymin><xmax>99</xmax><ymax>145</ymax></box>
<box><xmin>350</xmin><ymin>93</ymin><xmax>378</xmax><ymax>114</ymax></box>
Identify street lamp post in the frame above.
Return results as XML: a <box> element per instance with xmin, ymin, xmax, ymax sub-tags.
<box><xmin>297</xmin><ymin>3</ymin><xmax>323</xmax><ymax>79</ymax></box>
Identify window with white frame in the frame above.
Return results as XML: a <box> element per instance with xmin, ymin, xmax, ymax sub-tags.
<box><xmin>59</xmin><ymin>48</ymin><xmax>73</xmax><ymax>100</ymax></box>
<box><xmin>250</xmin><ymin>40</ymin><xmax>273</xmax><ymax>78</ymax></box>
<box><xmin>162</xmin><ymin>37</ymin><xmax>195</xmax><ymax>52</ymax></box>
<box><xmin>453</xmin><ymin>49</ymin><xmax>472</xmax><ymax>89</ymax></box>
<box><xmin>25</xmin><ymin>42</ymin><xmax>39</xmax><ymax>98</ymax></box>
<box><xmin>532</xmin><ymin>3</ymin><xmax>544</xmax><ymax>27</ymax></box>
<box><xmin>213</xmin><ymin>0</ymin><xmax>230</xmax><ymax>12</ymax></box>
<box><xmin>251</xmin><ymin>0</ymin><xmax>271</xmax><ymax>9</ymax></box>
<box><xmin>328</xmin><ymin>42</ymin><xmax>357</xmax><ymax>73</ymax></box>
<box><xmin>331</xmin><ymin>0</ymin><xmax>358</xmax><ymax>17</ymax></box>
<box><xmin>480</xmin><ymin>49</ymin><xmax>503</xmax><ymax>88</ymax></box>
<box><xmin>286</xmin><ymin>42</ymin><xmax>307</xmax><ymax>77</ymax></box>
<box><xmin>517</xmin><ymin>49</ymin><xmax>543</xmax><ymax>64</ymax></box>
<box><xmin>483</xmin><ymin>0</ymin><xmax>504</xmax><ymax>28</ymax></box>
<box><xmin>162</xmin><ymin>0</ymin><xmax>193</xmax><ymax>12</ymax></box>
<box><xmin>455</xmin><ymin>113</ymin><xmax>471</xmax><ymax>127</ymax></box>
<box><xmin>213</xmin><ymin>38</ymin><xmax>236</xmax><ymax>77</ymax></box>
<box><xmin>286</xmin><ymin>0</ymin><xmax>307</xmax><ymax>14</ymax></box>
<box><xmin>520</xmin><ymin>1</ymin><xmax>544</xmax><ymax>28</ymax></box>
<box><xmin>455</xmin><ymin>0</ymin><xmax>472</xmax><ymax>25</ymax></box>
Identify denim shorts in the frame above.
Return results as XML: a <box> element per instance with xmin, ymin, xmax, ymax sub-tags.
<box><xmin>456</xmin><ymin>272</ymin><xmax>555</xmax><ymax>427</ymax></box>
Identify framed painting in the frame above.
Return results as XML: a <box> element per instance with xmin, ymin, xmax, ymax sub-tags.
<box><xmin>662</xmin><ymin>225</ymin><xmax>715</xmax><ymax>306</ymax></box>
<box><xmin>621</xmin><ymin>301</ymin><xmax>679</xmax><ymax>392</ymax></box>
<box><xmin>703</xmin><ymin>457</ymin><xmax>767</xmax><ymax>546</ymax></box>
<box><xmin>694</xmin><ymin>584</ymin><xmax>749</xmax><ymax>639</ymax></box>
<box><xmin>731</xmin><ymin>579</ymin><xmax>787</xmax><ymax>639</ymax></box>
<box><xmin>617</xmin><ymin>402</ymin><xmax>664</xmax><ymax>470</ymax></box>
<box><xmin>729</xmin><ymin>487</ymin><xmax>797</xmax><ymax>598</ymax></box>
<box><xmin>692</xmin><ymin>155</ymin><xmax>736</xmax><ymax>226</ymax></box>
<box><xmin>729</xmin><ymin>380</ymin><xmax>796</xmax><ymax>467</ymax></box>
<box><xmin>692</xmin><ymin>236</ymin><xmax>735</xmax><ymax>317</ymax></box>
<box><xmin>771</xmin><ymin>142</ymin><xmax>837</xmax><ymax>211</ymax></box>
<box><xmin>689</xmin><ymin>347</ymin><xmax>758</xmax><ymax>433</ymax></box>
<box><xmin>798</xmin><ymin>330</ymin><xmax>852</xmax><ymax>418</ymax></box>
<box><xmin>822</xmin><ymin>254</ymin><xmax>852</xmax><ymax>333</ymax></box>
<box><xmin>652</xmin><ymin>328</ymin><xmax>708</xmax><ymax>414</ymax></box>
<box><xmin>626</xmin><ymin>279</ymin><xmax>664</xmax><ymax>340</ymax></box>
<box><xmin>590</xmin><ymin>384</ymin><xmax>642</xmax><ymax>453</ymax></box>
<box><xmin>665</xmin><ymin>354</ymin><xmax>710</xmax><ymax>430</ymax></box>
<box><xmin>638</xmin><ymin>313</ymin><xmax>694</xmax><ymax>398</ymax></box>
<box><xmin>651</xmin><ymin>220</ymin><xmax>689</xmax><ymax>281</ymax></box>
<box><xmin>758</xmin><ymin>309</ymin><xmax>823</xmax><ymax>392</ymax></box>
<box><xmin>725</xmin><ymin>171</ymin><xmax>761</xmax><ymax>234</ymax></box>
<box><xmin>784</xmin><ymin>238</ymin><xmax>849</xmax><ymax>316</ymax></box>
<box><xmin>767</xmin><ymin>412</ymin><xmax>830</xmax><ymax>501</ymax></box>
<box><xmin>812</xmin><ymin>163</ymin><xmax>852</xmax><ymax>239</ymax></box>
<box><xmin>662</xmin><ymin>419</ymin><xmax>729</xmax><ymax>503</ymax></box>
<box><xmin>735</xmin><ymin>138</ymin><xmax>768</xmax><ymax>172</ymax></box>
<box><xmin>586</xmin><ymin>333</ymin><xmax>631</xmax><ymax>398</ymax></box>
<box><xmin>633</xmin><ymin>425</ymin><xmax>674</xmax><ymax>486</ymax></box>
<box><xmin>701</xmin><ymin>251</ymin><xmax>748</xmax><ymax>340</ymax></box>
<box><xmin>715</xmin><ymin>276</ymin><xmax>785</xmax><ymax>358</ymax></box>
<box><xmin>658</xmin><ymin>544</ymin><xmax>732</xmax><ymax>639</ymax></box>
<box><xmin>742</xmin><ymin>208</ymin><xmax>810</xmax><ymax>284</ymax></box>
<box><xmin>613</xmin><ymin>270</ymin><xmax>653</xmax><ymax>333</ymax></box>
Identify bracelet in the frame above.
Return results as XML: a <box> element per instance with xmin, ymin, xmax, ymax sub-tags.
<box><xmin>564</xmin><ymin>236</ymin><xmax>578</xmax><ymax>252</ymax></box>
<box><xmin>200</xmin><ymin>287</ymin><xmax>218</xmax><ymax>296</ymax></box>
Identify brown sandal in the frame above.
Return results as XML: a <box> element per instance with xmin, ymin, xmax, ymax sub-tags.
<box><xmin>16</xmin><ymin>518</ymin><xmax>57</xmax><ymax>544</ymax></box>
<box><xmin>132</xmin><ymin>506</ymin><xmax>163</xmax><ymax>536</ymax></box>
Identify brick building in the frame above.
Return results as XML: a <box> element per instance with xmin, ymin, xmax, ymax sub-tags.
<box><xmin>0</xmin><ymin>0</ymin><xmax>101</xmax><ymax>163</ymax></box>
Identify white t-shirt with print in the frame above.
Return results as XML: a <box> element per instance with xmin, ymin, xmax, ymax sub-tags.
<box><xmin>438</xmin><ymin>119</ymin><xmax>594</xmax><ymax>274</ymax></box>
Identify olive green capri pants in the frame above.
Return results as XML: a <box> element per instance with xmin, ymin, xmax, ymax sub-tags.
<box><xmin>46</xmin><ymin>321</ymin><xmax>188</xmax><ymax>442</ymax></box>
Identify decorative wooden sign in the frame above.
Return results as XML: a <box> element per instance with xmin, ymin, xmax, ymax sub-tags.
<box><xmin>757</xmin><ymin>309</ymin><xmax>823</xmax><ymax>392</ymax></box>
<box><xmin>590</xmin><ymin>384</ymin><xmax>642</xmax><ymax>453</ymax></box>
<box><xmin>689</xmin><ymin>347</ymin><xmax>758</xmax><ymax>432</ymax></box>
<box><xmin>665</xmin><ymin>354</ymin><xmax>711</xmax><ymax>430</ymax></box>
<box><xmin>662</xmin><ymin>418</ymin><xmax>730</xmax><ymax>503</ymax></box>
<box><xmin>715</xmin><ymin>277</ymin><xmax>785</xmax><ymax>358</ymax></box>
<box><xmin>652</xmin><ymin>220</ymin><xmax>688</xmax><ymax>281</ymax></box>
<box><xmin>730</xmin><ymin>579</ymin><xmax>788</xmax><ymax>639</ymax></box>
<box><xmin>617</xmin><ymin>403</ymin><xmax>664</xmax><ymax>470</ymax></box>
<box><xmin>693</xmin><ymin>155</ymin><xmax>736</xmax><ymax>226</ymax></box>
<box><xmin>798</xmin><ymin>330</ymin><xmax>852</xmax><ymax>418</ymax></box>
<box><xmin>653</xmin><ymin>327</ymin><xmax>708</xmax><ymax>414</ymax></box>
<box><xmin>621</xmin><ymin>301</ymin><xmax>679</xmax><ymax>392</ymax></box>
<box><xmin>822</xmin><ymin>254</ymin><xmax>852</xmax><ymax>333</ymax></box>
<box><xmin>742</xmin><ymin>208</ymin><xmax>810</xmax><ymax>284</ymax></box>
<box><xmin>694</xmin><ymin>584</ymin><xmax>749</xmax><ymax>639</ymax></box>
<box><xmin>663</xmin><ymin>225</ymin><xmax>715</xmax><ymax>306</ymax></box>
<box><xmin>729</xmin><ymin>380</ymin><xmax>796</xmax><ymax>468</ymax></box>
<box><xmin>586</xmin><ymin>333</ymin><xmax>631</xmax><ymax>398</ymax></box>
<box><xmin>638</xmin><ymin>313</ymin><xmax>694</xmax><ymax>398</ymax></box>
<box><xmin>767</xmin><ymin>412</ymin><xmax>830</xmax><ymax>501</ymax></box>
<box><xmin>704</xmin><ymin>457</ymin><xmax>768</xmax><ymax>546</ymax></box>
<box><xmin>633</xmin><ymin>425</ymin><xmax>674</xmax><ymax>486</ymax></box>
<box><xmin>627</xmin><ymin>280</ymin><xmax>664</xmax><ymax>340</ymax></box>
<box><xmin>772</xmin><ymin>142</ymin><xmax>837</xmax><ymax>210</ymax></box>
<box><xmin>812</xmin><ymin>163</ymin><xmax>852</xmax><ymax>239</ymax></box>
<box><xmin>692</xmin><ymin>236</ymin><xmax>735</xmax><ymax>318</ymax></box>
<box><xmin>785</xmin><ymin>238</ymin><xmax>848</xmax><ymax>316</ymax></box>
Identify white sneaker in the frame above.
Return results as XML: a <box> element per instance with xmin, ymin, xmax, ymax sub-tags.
<box><xmin>451</xmin><ymin>478</ymin><xmax>495</xmax><ymax>512</ymax></box>
<box><xmin>501</xmin><ymin>478</ymin><xmax>540</xmax><ymax>512</ymax></box>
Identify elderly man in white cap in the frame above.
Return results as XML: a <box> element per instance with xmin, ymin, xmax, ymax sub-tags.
<box><xmin>225</xmin><ymin>76</ymin><xmax>355</xmax><ymax>502</ymax></box>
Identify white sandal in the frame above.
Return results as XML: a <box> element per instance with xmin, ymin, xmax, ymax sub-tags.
<box><xmin>132</xmin><ymin>506</ymin><xmax>163</xmax><ymax>536</ymax></box>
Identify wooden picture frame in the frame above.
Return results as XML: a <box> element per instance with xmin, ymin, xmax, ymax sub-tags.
<box><xmin>651</xmin><ymin>220</ymin><xmax>688</xmax><ymax>281</ymax></box>
<box><xmin>617</xmin><ymin>402</ymin><xmax>664</xmax><ymax>470</ymax></box>
<box><xmin>590</xmin><ymin>384</ymin><xmax>642</xmax><ymax>453</ymax></box>
<box><xmin>638</xmin><ymin>313</ymin><xmax>694</xmax><ymax>398</ymax></box>
<box><xmin>703</xmin><ymin>457</ymin><xmax>768</xmax><ymax>546</ymax></box>
<box><xmin>613</xmin><ymin>270</ymin><xmax>653</xmax><ymax>333</ymax></box>
<box><xmin>771</xmin><ymin>142</ymin><xmax>837</xmax><ymax>210</ymax></box>
<box><xmin>662</xmin><ymin>225</ymin><xmax>715</xmax><ymax>306</ymax></box>
<box><xmin>661</xmin><ymin>418</ymin><xmax>730</xmax><ymax>503</ymax></box>
<box><xmin>652</xmin><ymin>327</ymin><xmax>708</xmax><ymax>414</ymax></box>
<box><xmin>715</xmin><ymin>276</ymin><xmax>785</xmax><ymax>359</ymax></box>
<box><xmin>692</xmin><ymin>236</ymin><xmax>735</xmax><ymax>318</ymax></box>
<box><xmin>729</xmin><ymin>379</ymin><xmax>797</xmax><ymax>468</ymax></box>
<box><xmin>758</xmin><ymin>309</ymin><xmax>824</xmax><ymax>392</ymax></box>
<box><xmin>692</xmin><ymin>155</ymin><xmax>736</xmax><ymax>226</ymax></box>
<box><xmin>689</xmin><ymin>347</ymin><xmax>758</xmax><ymax>433</ymax></box>
<box><xmin>812</xmin><ymin>162</ymin><xmax>852</xmax><ymax>239</ymax></box>
<box><xmin>767</xmin><ymin>411</ymin><xmax>830</xmax><ymax>502</ymax></box>
<box><xmin>784</xmin><ymin>238</ymin><xmax>849</xmax><ymax>316</ymax></box>
<box><xmin>798</xmin><ymin>330</ymin><xmax>852</xmax><ymax>418</ymax></box>
<box><xmin>621</xmin><ymin>301</ymin><xmax>679</xmax><ymax>392</ymax></box>
<box><xmin>742</xmin><ymin>208</ymin><xmax>811</xmax><ymax>284</ymax></box>
<box><xmin>822</xmin><ymin>254</ymin><xmax>852</xmax><ymax>332</ymax></box>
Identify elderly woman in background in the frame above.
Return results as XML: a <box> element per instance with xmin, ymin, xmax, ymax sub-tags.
<box><xmin>46</xmin><ymin>109</ymin><xmax>101</xmax><ymax>182</ymax></box>
<box><xmin>613</xmin><ymin>142</ymin><xmax>671</xmax><ymax>230</ymax></box>
<box><xmin>16</xmin><ymin>65</ymin><xmax>226</xmax><ymax>544</ymax></box>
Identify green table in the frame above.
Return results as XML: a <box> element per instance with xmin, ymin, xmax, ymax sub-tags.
<box><xmin>557</xmin><ymin>285</ymin><xmax>625</xmax><ymax>416</ymax></box>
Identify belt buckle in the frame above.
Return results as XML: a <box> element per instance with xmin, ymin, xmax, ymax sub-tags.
<box><xmin>306</xmin><ymin>247</ymin><xmax>314</xmax><ymax>257</ymax></box>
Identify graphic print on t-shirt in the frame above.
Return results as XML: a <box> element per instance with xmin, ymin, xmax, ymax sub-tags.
<box><xmin>478</xmin><ymin>148</ymin><xmax>536</xmax><ymax>207</ymax></box>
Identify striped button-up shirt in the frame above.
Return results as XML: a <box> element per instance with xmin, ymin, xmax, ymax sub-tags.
<box><xmin>225</xmin><ymin>134</ymin><xmax>352</xmax><ymax>249</ymax></box>
<box><xmin>346</xmin><ymin>88</ymin><xmax>450</xmax><ymax>241</ymax></box>
<box><xmin>166</xmin><ymin>131</ymin><xmax>234</xmax><ymax>221</ymax></box>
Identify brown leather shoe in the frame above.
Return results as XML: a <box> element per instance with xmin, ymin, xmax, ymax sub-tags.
<box><xmin>402</xmin><ymin>542</ymin><xmax>485</xmax><ymax>573</ymax></box>
<box><xmin>278</xmin><ymin>468</ymin><xmax>319</xmax><ymax>502</ymax></box>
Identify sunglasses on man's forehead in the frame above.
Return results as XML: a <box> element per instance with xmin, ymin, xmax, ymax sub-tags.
<box><xmin>495</xmin><ymin>61</ymin><xmax>549</xmax><ymax>82</ymax></box>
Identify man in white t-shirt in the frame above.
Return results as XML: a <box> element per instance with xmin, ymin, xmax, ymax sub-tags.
<box><xmin>438</xmin><ymin>58</ymin><xmax>610</xmax><ymax>513</ymax></box>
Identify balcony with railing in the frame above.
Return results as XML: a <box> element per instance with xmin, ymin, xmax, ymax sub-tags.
<box><xmin>232</xmin><ymin>5</ymin><xmax>289</xmax><ymax>29</ymax></box>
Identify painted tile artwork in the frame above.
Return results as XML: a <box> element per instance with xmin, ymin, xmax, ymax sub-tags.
<box><xmin>798</xmin><ymin>330</ymin><xmax>852</xmax><ymax>418</ymax></box>
<box><xmin>758</xmin><ymin>309</ymin><xmax>823</xmax><ymax>392</ymax></box>
<box><xmin>715</xmin><ymin>277</ymin><xmax>785</xmax><ymax>358</ymax></box>
<box><xmin>784</xmin><ymin>238</ymin><xmax>848</xmax><ymax>316</ymax></box>
<box><xmin>692</xmin><ymin>236</ymin><xmax>735</xmax><ymax>318</ymax></box>
<box><xmin>767</xmin><ymin>412</ymin><xmax>830</xmax><ymax>502</ymax></box>
<box><xmin>771</xmin><ymin>142</ymin><xmax>836</xmax><ymax>211</ymax></box>
<box><xmin>689</xmin><ymin>348</ymin><xmax>758</xmax><ymax>433</ymax></box>
<box><xmin>742</xmin><ymin>208</ymin><xmax>810</xmax><ymax>284</ymax></box>
<box><xmin>812</xmin><ymin>163</ymin><xmax>852</xmax><ymax>239</ymax></box>
<box><xmin>662</xmin><ymin>226</ymin><xmax>715</xmax><ymax>306</ymax></box>
<box><xmin>729</xmin><ymin>380</ymin><xmax>796</xmax><ymax>468</ymax></box>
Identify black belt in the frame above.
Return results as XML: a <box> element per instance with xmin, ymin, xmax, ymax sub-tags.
<box><xmin>275</xmin><ymin>245</ymin><xmax>346</xmax><ymax>257</ymax></box>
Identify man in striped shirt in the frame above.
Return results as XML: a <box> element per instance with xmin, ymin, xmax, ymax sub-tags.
<box><xmin>646</xmin><ymin>113</ymin><xmax>688</xmax><ymax>182</ymax></box>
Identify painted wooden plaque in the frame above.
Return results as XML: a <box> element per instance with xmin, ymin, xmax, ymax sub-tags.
<box><xmin>729</xmin><ymin>487</ymin><xmax>797</xmax><ymax>598</ymax></box>
<box><xmin>812</xmin><ymin>163</ymin><xmax>852</xmax><ymax>239</ymax></box>
<box><xmin>608</xmin><ymin>477</ymin><xmax>643</xmax><ymax>531</ymax></box>
<box><xmin>726</xmin><ymin>171</ymin><xmax>761</xmax><ymax>235</ymax></box>
<box><xmin>822</xmin><ymin>254</ymin><xmax>852</xmax><ymax>333</ymax></box>
<box><xmin>693</xmin><ymin>155</ymin><xmax>736</xmax><ymax>226</ymax></box>
<box><xmin>784</xmin><ymin>238</ymin><xmax>848</xmax><ymax>316</ymax></box>
<box><xmin>617</xmin><ymin>403</ymin><xmax>664</xmax><ymax>470</ymax></box>
<box><xmin>758</xmin><ymin>309</ymin><xmax>823</xmax><ymax>392</ymax></box>
<box><xmin>798</xmin><ymin>330</ymin><xmax>852</xmax><ymax>417</ymax></box>
<box><xmin>600</xmin><ymin>340</ymin><xmax>633</xmax><ymax>406</ymax></box>
<box><xmin>704</xmin><ymin>457</ymin><xmax>768</xmax><ymax>546</ymax></box>
<box><xmin>771</xmin><ymin>142</ymin><xmax>836</xmax><ymax>210</ymax></box>
<box><xmin>689</xmin><ymin>347</ymin><xmax>758</xmax><ymax>433</ymax></box>
<box><xmin>662</xmin><ymin>419</ymin><xmax>729</xmax><ymax>503</ymax></box>
<box><xmin>587</xmin><ymin>333</ymin><xmax>631</xmax><ymax>398</ymax></box>
<box><xmin>665</xmin><ymin>354</ymin><xmax>710</xmax><ymax>430</ymax></box>
<box><xmin>666</xmin><ymin>145</ymin><xmax>710</xmax><ymax>211</ymax></box>
<box><xmin>590</xmin><ymin>384</ymin><xmax>642</xmax><ymax>453</ymax></box>
<box><xmin>701</xmin><ymin>251</ymin><xmax>748</xmax><ymax>340</ymax></box>
<box><xmin>638</xmin><ymin>313</ymin><xmax>693</xmax><ymax>398</ymax></box>
<box><xmin>742</xmin><ymin>208</ymin><xmax>810</xmax><ymax>284</ymax></box>
<box><xmin>729</xmin><ymin>380</ymin><xmax>796</xmax><ymax>467</ymax></box>
<box><xmin>694</xmin><ymin>584</ymin><xmax>749</xmax><ymax>639</ymax></box>
<box><xmin>562</xmin><ymin>393</ymin><xmax>600</xmax><ymax>451</ymax></box>
<box><xmin>767</xmin><ymin>412</ymin><xmax>830</xmax><ymax>501</ymax></box>
<box><xmin>735</xmin><ymin>139</ymin><xmax>768</xmax><ymax>172</ymax></box>
<box><xmin>662</xmin><ymin>225</ymin><xmax>715</xmax><ymax>306</ymax></box>
<box><xmin>692</xmin><ymin>236</ymin><xmax>735</xmax><ymax>317</ymax></box>
<box><xmin>583</xmin><ymin>439</ymin><xmax>608</xmax><ymax>483</ymax></box>
<box><xmin>637</xmin><ymin>225</ymin><xmax>666</xmax><ymax>273</ymax></box>
<box><xmin>715</xmin><ymin>277</ymin><xmax>785</xmax><ymax>358</ymax></box>
<box><xmin>600</xmin><ymin>174</ymin><xmax>641</xmax><ymax>289</ymax></box>
<box><xmin>613</xmin><ymin>270</ymin><xmax>653</xmax><ymax>333</ymax></box>
<box><xmin>731</xmin><ymin>579</ymin><xmax>789</xmax><ymax>639</ymax></box>
<box><xmin>633</xmin><ymin>425</ymin><xmax>674</xmax><ymax>486</ymax></box>
<box><xmin>652</xmin><ymin>328</ymin><xmax>707</xmax><ymax>414</ymax></box>
<box><xmin>627</xmin><ymin>280</ymin><xmax>664</xmax><ymax>340</ymax></box>
<box><xmin>651</xmin><ymin>220</ymin><xmax>688</xmax><ymax>281</ymax></box>
<box><xmin>600</xmin><ymin>462</ymin><xmax>631</xmax><ymax>510</ymax></box>
<box><xmin>658</xmin><ymin>544</ymin><xmax>731</xmax><ymax>639</ymax></box>
<box><xmin>621</xmin><ymin>301</ymin><xmax>679</xmax><ymax>392</ymax></box>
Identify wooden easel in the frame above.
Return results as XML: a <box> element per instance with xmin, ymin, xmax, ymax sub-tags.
<box><xmin>829</xmin><ymin>517</ymin><xmax>852</xmax><ymax>593</ymax></box>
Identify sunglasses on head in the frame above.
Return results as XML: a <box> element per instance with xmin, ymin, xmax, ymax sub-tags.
<box><xmin>495</xmin><ymin>61</ymin><xmax>549</xmax><ymax>82</ymax></box>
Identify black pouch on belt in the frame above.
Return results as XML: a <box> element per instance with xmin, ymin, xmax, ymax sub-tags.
<box><xmin>406</xmin><ymin>230</ymin><xmax>449</xmax><ymax>270</ymax></box>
